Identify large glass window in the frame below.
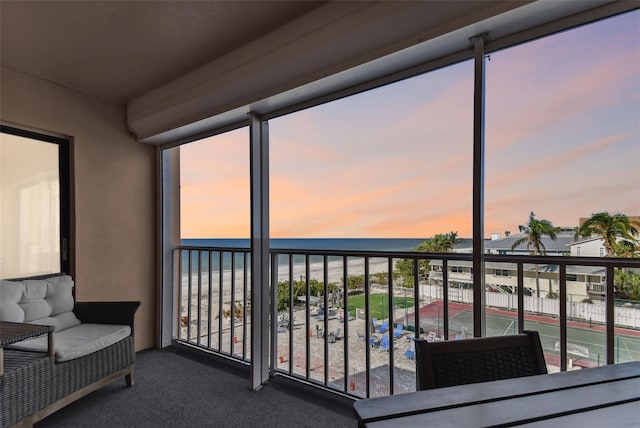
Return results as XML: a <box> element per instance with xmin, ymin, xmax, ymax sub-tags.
<box><xmin>167</xmin><ymin>6</ymin><xmax>639</xmax><ymax>394</ymax></box>
<box><xmin>270</xmin><ymin>61</ymin><xmax>474</xmax><ymax>396</ymax></box>
<box><xmin>0</xmin><ymin>126</ymin><xmax>70</xmax><ymax>278</ymax></box>
<box><xmin>485</xmin><ymin>11</ymin><xmax>640</xmax><ymax>369</ymax></box>
<box><xmin>485</xmin><ymin>11</ymin><xmax>639</xmax><ymax>240</ymax></box>
<box><xmin>270</xmin><ymin>63</ymin><xmax>474</xmax><ymax>240</ymax></box>
<box><xmin>179</xmin><ymin>127</ymin><xmax>250</xmax><ymax>241</ymax></box>
<box><xmin>178</xmin><ymin>127</ymin><xmax>251</xmax><ymax>359</ymax></box>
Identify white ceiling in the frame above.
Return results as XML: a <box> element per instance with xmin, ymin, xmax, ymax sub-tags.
<box><xmin>0</xmin><ymin>1</ymin><xmax>324</xmax><ymax>104</ymax></box>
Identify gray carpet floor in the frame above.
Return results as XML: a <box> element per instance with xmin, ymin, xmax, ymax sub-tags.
<box><xmin>35</xmin><ymin>347</ymin><xmax>358</xmax><ymax>427</ymax></box>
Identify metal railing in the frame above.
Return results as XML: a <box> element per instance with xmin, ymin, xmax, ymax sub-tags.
<box><xmin>174</xmin><ymin>246</ymin><xmax>640</xmax><ymax>398</ymax></box>
<box><xmin>587</xmin><ymin>282</ymin><xmax>606</xmax><ymax>294</ymax></box>
<box><xmin>175</xmin><ymin>246</ymin><xmax>252</xmax><ymax>363</ymax></box>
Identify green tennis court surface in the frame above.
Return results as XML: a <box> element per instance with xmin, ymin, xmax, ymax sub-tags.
<box><xmin>418</xmin><ymin>305</ymin><xmax>640</xmax><ymax>367</ymax></box>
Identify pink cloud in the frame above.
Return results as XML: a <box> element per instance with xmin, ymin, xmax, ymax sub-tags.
<box><xmin>487</xmin><ymin>46</ymin><xmax>636</xmax><ymax>151</ymax></box>
<box><xmin>271</xmin><ymin>135</ymin><xmax>345</xmax><ymax>164</ymax></box>
<box><xmin>366</xmin><ymin>210</ymin><xmax>471</xmax><ymax>238</ymax></box>
<box><xmin>270</xmin><ymin>174</ymin><xmax>429</xmax><ymax>236</ymax></box>
<box><xmin>487</xmin><ymin>133</ymin><xmax>630</xmax><ymax>189</ymax></box>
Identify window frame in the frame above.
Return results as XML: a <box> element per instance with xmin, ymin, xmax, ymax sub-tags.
<box><xmin>0</xmin><ymin>124</ymin><xmax>71</xmax><ymax>276</ymax></box>
<box><xmin>494</xmin><ymin>269</ymin><xmax>510</xmax><ymax>277</ymax></box>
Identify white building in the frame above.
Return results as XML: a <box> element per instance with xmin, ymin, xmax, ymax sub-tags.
<box><xmin>484</xmin><ymin>229</ymin><xmax>576</xmax><ymax>257</ymax></box>
<box><xmin>429</xmin><ymin>259</ymin><xmax>604</xmax><ymax>300</ymax></box>
<box><xmin>433</xmin><ymin>229</ymin><xmax>609</xmax><ymax>300</ymax></box>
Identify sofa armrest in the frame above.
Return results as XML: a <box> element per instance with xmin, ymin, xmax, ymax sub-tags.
<box><xmin>73</xmin><ymin>302</ymin><xmax>140</xmax><ymax>334</ymax></box>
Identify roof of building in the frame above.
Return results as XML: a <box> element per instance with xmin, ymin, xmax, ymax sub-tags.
<box><xmin>569</xmin><ymin>237</ymin><xmax>604</xmax><ymax>246</ymax></box>
<box><xmin>484</xmin><ymin>231</ymin><xmax>575</xmax><ymax>253</ymax></box>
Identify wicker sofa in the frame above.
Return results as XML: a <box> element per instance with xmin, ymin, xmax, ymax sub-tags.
<box><xmin>0</xmin><ymin>274</ymin><xmax>139</xmax><ymax>428</ymax></box>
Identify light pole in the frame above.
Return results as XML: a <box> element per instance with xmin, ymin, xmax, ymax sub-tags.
<box><xmin>404</xmin><ymin>287</ymin><xmax>408</xmax><ymax>326</ymax></box>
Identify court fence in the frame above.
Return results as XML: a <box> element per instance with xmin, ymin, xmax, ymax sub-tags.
<box><xmin>420</xmin><ymin>284</ymin><xmax>640</xmax><ymax>329</ymax></box>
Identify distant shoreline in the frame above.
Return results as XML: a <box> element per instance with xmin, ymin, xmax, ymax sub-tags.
<box><xmin>182</xmin><ymin>257</ymin><xmax>390</xmax><ymax>285</ymax></box>
<box><xmin>179</xmin><ymin>238</ymin><xmax>470</xmax><ymax>284</ymax></box>
<box><xmin>181</xmin><ymin>238</ymin><xmax>431</xmax><ymax>252</ymax></box>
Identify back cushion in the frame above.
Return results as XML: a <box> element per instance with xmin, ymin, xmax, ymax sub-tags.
<box><xmin>22</xmin><ymin>279</ymin><xmax>51</xmax><ymax>321</ymax></box>
<box><xmin>46</xmin><ymin>275</ymin><xmax>75</xmax><ymax>315</ymax></box>
<box><xmin>0</xmin><ymin>280</ymin><xmax>26</xmax><ymax>322</ymax></box>
<box><xmin>0</xmin><ymin>275</ymin><xmax>81</xmax><ymax>331</ymax></box>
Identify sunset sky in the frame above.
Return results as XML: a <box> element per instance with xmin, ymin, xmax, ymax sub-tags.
<box><xmin>180</xmin><ymin>10</ymin><xmax>639</xmax><ymax>240</ymax></box>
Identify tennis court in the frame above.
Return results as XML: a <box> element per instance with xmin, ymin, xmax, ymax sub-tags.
<box><xmin>415</xmin><ymin>302</ymin><xmax>640</xmax><ymax>367</ymax></box>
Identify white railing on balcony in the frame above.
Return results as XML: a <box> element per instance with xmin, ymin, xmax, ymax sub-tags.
<box><xmin>174</xmin><ymin>246</ymin><xmax>640</xmax><ymax>398</ymax></box>
<box><xmin>587</xmin><ymin>282</ymin><xmax>606</xmax><ymax>294</ymax></box>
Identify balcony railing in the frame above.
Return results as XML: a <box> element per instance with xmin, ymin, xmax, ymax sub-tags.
<box><xmin>587</xmin><ymin>282</ymin><xmax>606</xmax><ymax>295</ymax></box>
<box><xmin>175</xmin><ymin>246</ymin><xmax>252</xmax><ymax>363</ymax></box>
<box><xmin>174</xmin><ymin>246</ymin><xmax>640</xmax><ymax>398</ymax></box>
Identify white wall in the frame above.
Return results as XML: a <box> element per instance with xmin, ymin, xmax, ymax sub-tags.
<box><xmin>570</xmin><ymin>239</ymin><xmax>605</xmax><ymax>257</ymax></box>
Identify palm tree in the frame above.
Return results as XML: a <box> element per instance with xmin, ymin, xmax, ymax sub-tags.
<box><xmin>576</xmin><ymin>212</ymin><xmax>639</xmax><ymax>257</ymax></box>
<box><xmin>511</xmin><ymin>212</ymin><xmax>561</xmax><ymax>297</ymax></box>
<box><xmin>616</xmin><ymin>240</ymin><xmax>640</xmax><ymax>258</ymax></box>
<box><xmin>417</xmin><ymin>231</ymin><xmax>458</xmax><ymax>253</ymax></box>
<box><xmin>395</xmin><ymin>231</ymin><xmax>458</xmax><ymax>287</ymax></box>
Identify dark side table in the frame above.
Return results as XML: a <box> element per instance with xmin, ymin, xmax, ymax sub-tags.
<box><xmin>0</xmin><ymin>321</ymin><xmax>54</xmax><ymax>376</ymax></box>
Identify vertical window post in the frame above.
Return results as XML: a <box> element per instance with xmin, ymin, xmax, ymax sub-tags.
<box><xmin>472</xmin><ymin>34</ymin><xmax>487</xmax><ymax>338</ymax></box>
<box><xmin>249</xmin><ymin>113</ymin><xmax>270</xmax><ymax>390</ymax></box>
<box><xmin>160</xmin><ymin>147</ymin><xmax>180</xmax><ymax>348</ymax></box>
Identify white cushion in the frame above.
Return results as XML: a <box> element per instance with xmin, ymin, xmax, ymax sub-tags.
<box><xmin>30</xmin><ymin>312</ymin><xmax>82</xmax><ymax>332</ymax></box>
<box><xmin>0</xmin><ymin>280</ymin><xmax>26</xmax><ymax>322</ymax></box>
<box><xmin>21</xmin><ymin>279</ymin><xmax>51</xmax><ymax>320</ymax></box>
<box><xmin>8</xmin><ymin>323</ymin><xmax>131</xmax><ymax>362</ymax></box>
<box><xmin>0</xmin><ymin>275</ymin><xmax>79</xmax><ymax>330</ymax></box>
<box><xmin>46</xmin><ymin>275</ymin><xmax>75</xmax><ymax>315</ymax></box>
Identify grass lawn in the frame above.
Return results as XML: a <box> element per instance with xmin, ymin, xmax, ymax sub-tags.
<box><xmin>347</xmin><ymin>293</ymin><xmax>414</xmax><ymax>320</ymax></box>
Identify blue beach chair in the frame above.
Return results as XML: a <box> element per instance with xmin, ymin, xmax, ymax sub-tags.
<box><xmin>405</xmin><ymin>339</ymin><xmax>415</xmax><ymax>359</ymax></box>
<box><xmin>377</xmin><ymin>319</ymin><xmax>388</xmax><ymax>333</ymax></box>
<box><xmin>379</xmin><ymin>334</ymin><xmax>390</xmax><ymax>352</ymax></box>
<box><xmin>393</xmin><ymin>323</ymin><xmax>404</xmax><ymax>338</ymax></box>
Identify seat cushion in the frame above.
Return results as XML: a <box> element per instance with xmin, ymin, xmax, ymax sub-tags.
<box><xmin>8</xmin><ymin>323</ymin><xmax>131</xmax><ymax>362</ymax></box>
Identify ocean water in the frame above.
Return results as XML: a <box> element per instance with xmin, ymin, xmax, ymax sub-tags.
<box><xmin>180</xmin><ymin>238</ymin><xmax>428</xmax><ymax>275</ymax></box>
<box><xmin>181</xmin><ymin>238</ymin><xmax>427</xmax><ymax>252</ymax></box>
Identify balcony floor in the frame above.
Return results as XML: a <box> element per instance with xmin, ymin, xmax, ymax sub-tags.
<box><xmin>35</xmin><ymin>345</ymin><xmax>357</xmax><ymax>427</ymax></box>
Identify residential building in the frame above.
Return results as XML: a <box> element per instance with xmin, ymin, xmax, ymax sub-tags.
<box><xmin>570</xmin><ymin>237</ymin><xmax>608</xmax><ymax>258</ymax></box>
<box><xmin>484</xmin><ymin>228</ymin><xmax>575</xmax><ymax>257</ymax></box>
